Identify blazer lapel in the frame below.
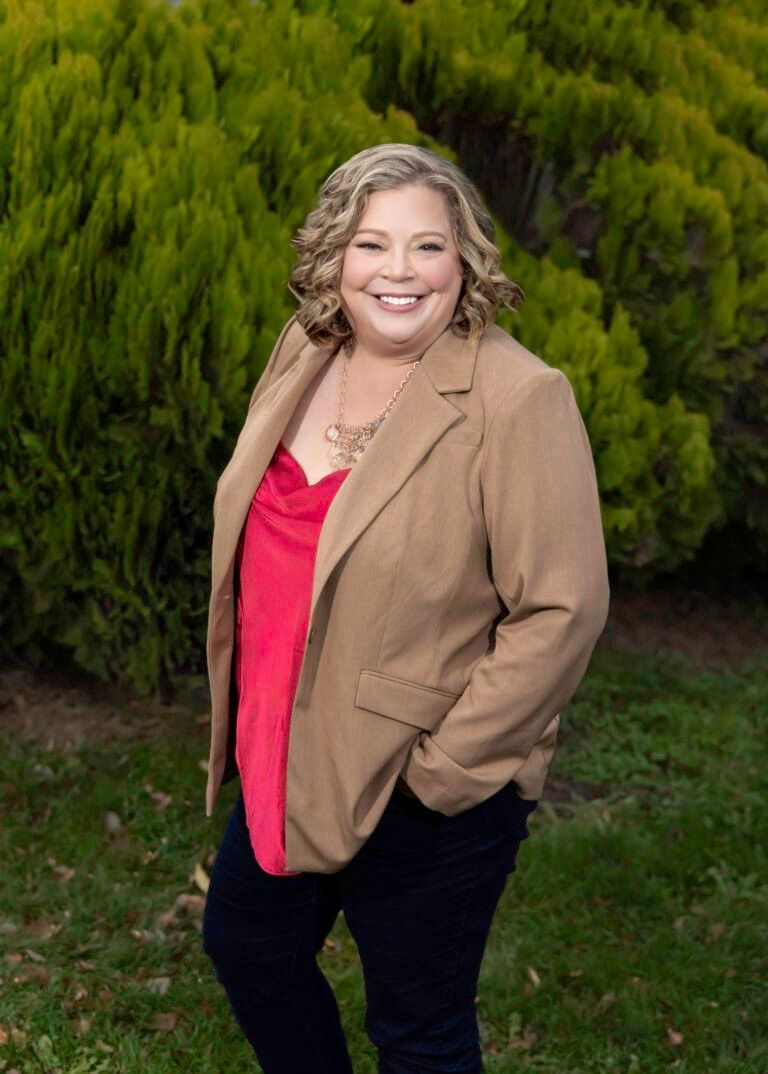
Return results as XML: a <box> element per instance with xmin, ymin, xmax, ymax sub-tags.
<box><xmin>210</xmin><ymin>345</ymin><xmax>334</xmax><ymax>591</ymax></box>
<box><xmin>211</xmin><ymin>324</ymin><xmax>481</xmax><ymax>621</ymax></box>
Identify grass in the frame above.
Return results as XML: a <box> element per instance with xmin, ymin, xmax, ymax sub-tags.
<box><xmin>1</xmin><ymin>647</ymin><xmax>766</xmax><ymax>1073</ymax></box>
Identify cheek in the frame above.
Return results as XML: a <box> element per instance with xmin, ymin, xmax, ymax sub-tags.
<box><xmin>340</xmin><ymin>252</ymin><xmax>370</xmax><ymax>293</ymax></box>
<box><xmin>424</xmin><ymin>258</ymin><xmax>463</xmax><ymax>295</ymax></box>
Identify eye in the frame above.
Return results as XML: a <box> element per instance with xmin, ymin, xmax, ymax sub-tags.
<box><xmin>354</xmin><ymin>242</ymin><xmax>444</xmax><ymax>252</ymax></box>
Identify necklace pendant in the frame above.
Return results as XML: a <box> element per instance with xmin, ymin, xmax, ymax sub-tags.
<box><xmin>325</xmin><ymin>423</ymin><xmax>340</xmax><ymax>442</ymax></box>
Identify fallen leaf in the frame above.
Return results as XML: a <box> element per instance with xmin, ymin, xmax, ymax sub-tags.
<box><xmin>103</xmin><ymin>812</ymin><xmax>122</xmax><ymax>834</ymax></box>
<box><xmin>95</xmin><ymin>1039</ymin><xmax>114</xmax><ymax>1053</ymax></box>
<box><xmin>508</xmin><ymin>1026</ymin><xmax>537</xmax><ymax>1050</ymax></box>
<box><xmin>5</xmin><ymin>953</ymin><xmax>22</xmax><ymax>965</ymax></box>
<box><xmin>131</xmin><ymin>928</ymin><xmax>164</xmax><ymax>944</ymax></box>
<box><xmin>192</xmin><ymin>863</ymin><xmax>210</xmax><ymax>894</ymax></box>
<box><xmin>707</xmin><ymin>921</ymin><xmax>725</xmax><ymax>943</ymax></box>
<box><xmin>23</xmin><ymin>919</ymin><xmax>59</xmax><ymax>941</ymax></box>
<box><xmin>0</xmin><ymin>1024</ymin><xmax>7</xmax><ymax>1045</ymax></box>
<box><xmin>175</xmin><ymin>893</ymin><xmax>205</xmax><ymax>916</ymax></box>
<box><xmin>198</xmin><ymin>759</ymin><xmax>209</xmax><ymax>772</ymax></box>
<box><xmin>667</xmin><ymin>1026</ymin><xmax>684</xmax><ymax>1046</ymax></box>
<box><xmin>151</xmin><ymin>1011</ymin><xmax>177</xmax><ymax>1032</ymax></box>
<box><xmin>155</xmin><ymin>892</ymin><xmax>205</xmax><ymax>931</ymax></box>
<box><xmin>17</xmin><ymin>966</ymin><xmax>51</xmax><ymax>986</ymax></box>
<box><xmin>156</xmin><ymin>907</ymin><xmax>177</xmax><ymax>929</ymax></box>
<box><xmin>149</xmin><ymin>791</ymin><xmax>172</xmax><ymax>811</ymax></box>
<box><xmin>147</xmin><ymin>977</ymin><xmax>171</xmax><ymax>997</ymax></box>
<box><xmin>195</xmin><ymin>713</ymin><xmax>211</xmax><ymax>725</ymax></box>
<box><xmin>526</xmin><ymin>966</ymin><xmax>541</xmax><ymax>988</ymax></box>
<box><xmin>25</xmin><ymin>949</ymin><xmax>44</xmax><ymax>963</ymax></box>
<box><xmin>597</xmin><ymin>992</ymin><xmax>615</xmax><ymax>1011</ymax></box>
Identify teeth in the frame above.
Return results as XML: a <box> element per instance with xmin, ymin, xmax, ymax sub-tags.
<box><xmin>378</xmin><ymin>295</ymin><xmax>420</xmax><ymax>306</ymax></box>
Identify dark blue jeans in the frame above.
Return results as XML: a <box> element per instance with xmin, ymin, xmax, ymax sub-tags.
<box><xmin>202</xmin><ymin>781</ymin><xmax>537</xmax><ymax>1074</ymax></box>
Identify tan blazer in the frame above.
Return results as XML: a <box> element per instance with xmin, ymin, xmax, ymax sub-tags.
<box><xmin>205</xmin><ymin>314</ymin><xmax>610</xmax><ymax>872</ymax></box>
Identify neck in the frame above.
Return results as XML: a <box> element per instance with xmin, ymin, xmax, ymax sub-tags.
<box><xmin>344</xmin><ymin>340</ymin><xmax>422</xmax><ymax>371</ymax></box>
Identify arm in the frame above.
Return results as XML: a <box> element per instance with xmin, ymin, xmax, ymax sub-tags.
<box><xmin>400</xmin><ymin>368</ymin><xmax>610</xmax><ymax>813</ymax></box>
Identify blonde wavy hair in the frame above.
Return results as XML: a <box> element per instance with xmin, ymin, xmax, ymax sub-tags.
<box><xmin>287</xmin><ymin>143</ymin><xmax>524</xmax><ymax>350</ymax></box>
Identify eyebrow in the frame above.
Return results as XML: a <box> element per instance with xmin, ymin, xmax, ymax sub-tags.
<box><xmin>354</xmin><ymin>228</ymin><xmax>448</xmax><ymax>240</ymax></box>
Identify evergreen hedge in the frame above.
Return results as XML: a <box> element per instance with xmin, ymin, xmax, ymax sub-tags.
<box><xmin>1</xmin><ymin>0</ymin><xmax>765</xmax><ymax>693</ymax></box>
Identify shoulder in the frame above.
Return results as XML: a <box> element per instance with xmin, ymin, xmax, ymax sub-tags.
<box><xmin>471</xmin><ymin>324</ymin><xmax>571</xmax><ymax>422</ymax></box>
<box><xmin>273</xmin><ymin>314</ymin><xmax>310</xmax><ymax>372</ymax></box>
<box><xmin>475</xmin><ymin>324</ymin><xmax>557</xmax><ymax>393</ymax></box>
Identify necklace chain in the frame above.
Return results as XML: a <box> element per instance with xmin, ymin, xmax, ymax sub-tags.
<box><xmin>324</xmin><ymin>347</ymin><xmax>421</xmax><ymax>469</ymax></box>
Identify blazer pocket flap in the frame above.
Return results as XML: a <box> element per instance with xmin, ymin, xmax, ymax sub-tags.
<box><xmin>355</xmin><ymin>670</ymin><xmax>460</xmax><ymax>732</ymax></box>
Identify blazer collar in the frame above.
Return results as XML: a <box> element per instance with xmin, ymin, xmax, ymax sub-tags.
<box><xmin>212</xmin><ymin>324</ymin><xmax>481</xmax><ymax>621</ymax></box>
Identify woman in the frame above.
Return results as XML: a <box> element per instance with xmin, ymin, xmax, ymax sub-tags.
<box><xmin>202</xmin><ymin>144</ymin><xmax>610</xmax><ymax>1073</ymax></box>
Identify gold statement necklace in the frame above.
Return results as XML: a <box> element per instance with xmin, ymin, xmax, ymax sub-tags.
<box><xmin>324</xmin><ymin>345</ymin><xmax>421</xmax><ymax>470</ymax></box>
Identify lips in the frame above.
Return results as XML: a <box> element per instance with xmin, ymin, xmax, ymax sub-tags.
<box><xmin>368</xmin><ymin>293</ymin><xmax>428</xmax><ymax>312</ymax></box>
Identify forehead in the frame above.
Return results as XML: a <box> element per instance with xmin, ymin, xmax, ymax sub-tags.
<box><xmin>355</xmin><ymin>186</ymin><xmax>452</xmax><ymax>233</ymax></box>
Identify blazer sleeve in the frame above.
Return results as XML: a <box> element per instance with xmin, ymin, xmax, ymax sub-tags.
<box><xmin>400</xmin><ymin>367</ymin><xmax>610</xmax><ymax>814</ymax></box>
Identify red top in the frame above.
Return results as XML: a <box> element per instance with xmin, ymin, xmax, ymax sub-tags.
<box><xmin>233</xmin><ymin>439</ymin><xmax>351</xmax><ymax>876</ymax></box>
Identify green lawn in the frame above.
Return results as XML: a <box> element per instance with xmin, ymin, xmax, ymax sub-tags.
<box><xmin>1</xmin><ymin>647</ymin><xmax>766</xmax><ymax>1073</ymax></box>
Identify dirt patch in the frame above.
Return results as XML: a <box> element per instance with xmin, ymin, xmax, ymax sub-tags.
<box><xmin>596</xmin><ymin>586</ymin><xmax>768</xmax><ymax>675</ymax></box>
<box><xmin>1</xmin><ymin>587</ymin><xmax>765</xmax><ymax>756</ymax></box>
<box><xmin>0</xmin><ymin>668</ymin><xmax>208</xmax><ymax>754</ymax></box>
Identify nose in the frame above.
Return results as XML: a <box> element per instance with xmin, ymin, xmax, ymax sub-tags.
<box><xmin>382</xmin><ymin>244</ymin><xmax>415</xmax><ymax>280</ymax></box>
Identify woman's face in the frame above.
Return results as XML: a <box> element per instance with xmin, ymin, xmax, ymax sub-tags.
<box><xmin>339</xmin><ymin>184</ymin><xmax>464</xmax><ymax>357</ymax></box>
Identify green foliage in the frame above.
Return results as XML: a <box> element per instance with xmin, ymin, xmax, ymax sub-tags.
<box><xmin>0</xmin><ymin>0</ymin><xmax>430</xmax><ymax>692</ymax></box>
<box><xmin>335</xmin><ymin>0</ymin><xmax>768</xmax><ymax>567</ymax></box>
<box><xmin>1</xmin><ymin>0</ymin><xmax>766</xmax><ymax>691</ymax></box>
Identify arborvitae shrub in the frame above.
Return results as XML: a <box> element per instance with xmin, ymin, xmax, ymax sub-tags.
<box><xmin>2</xmin><ymin>0</ymin><xmax>762</xmax><ymax>693</ymax></box>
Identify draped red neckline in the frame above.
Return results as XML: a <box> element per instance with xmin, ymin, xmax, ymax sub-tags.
<box><xmin>233</xmin><ymin>440</ymin><xmax>351</xmax><ymax>875</ymax></box>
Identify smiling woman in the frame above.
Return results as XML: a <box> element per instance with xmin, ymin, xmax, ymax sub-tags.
<box><xmin>201</xmin><ymin>143</ymin><xmax>610</xmax><ymax>1074</ymax></box>
<box><xmin>341</xmin><ymin>185</ymin><xmax>464</xmax><ymax>350</ymax></box>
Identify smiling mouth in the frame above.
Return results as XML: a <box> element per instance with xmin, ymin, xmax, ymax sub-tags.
<box><xmin>369</xmin><ymin>294</ymin><xmax>428</xmax><ymax>311</ymax></box>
